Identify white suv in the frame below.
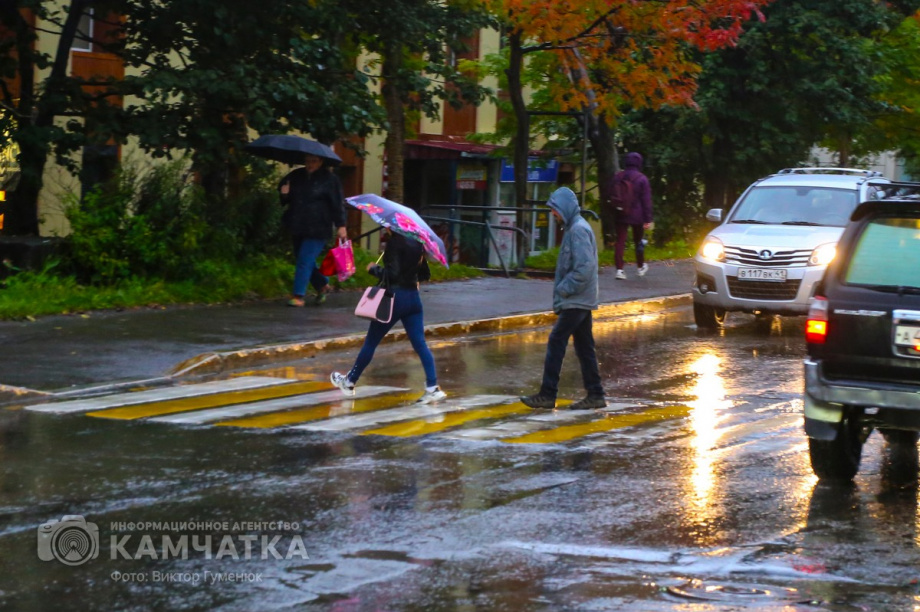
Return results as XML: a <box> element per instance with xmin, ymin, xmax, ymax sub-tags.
<box><xmin>692</xmin><ymin>168</ymin><xmax>890</xmax><ymax>328</ymax></box>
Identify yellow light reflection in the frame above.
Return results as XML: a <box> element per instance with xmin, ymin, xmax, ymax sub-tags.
<box><xmin>916</xmin><ymin>487</ymin><xmax>920</xmax><ymax>549</ymax></box>
<box><xmin>687</xmin><ymin>352</ymin><xmax>733</xmax><ymax>529</ymax></box>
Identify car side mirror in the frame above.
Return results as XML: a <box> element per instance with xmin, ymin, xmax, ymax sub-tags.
<box><xmin>705</xmin><ymin>208</ymin><xmax>723</xmax><ymax>223</ymax></box>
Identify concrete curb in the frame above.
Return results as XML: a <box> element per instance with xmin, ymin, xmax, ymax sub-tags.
<box><xmin>170</xmin><ymin>293</ymin><xmax>692</xmax><ymax>378</ymax></box>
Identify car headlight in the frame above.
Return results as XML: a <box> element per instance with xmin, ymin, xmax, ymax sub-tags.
<box><xmin>809</xmin><ymin>243</ymin><xmax>836</xmax><ymax>266</ymax></box>
<box><xmin>699</xmin><ymin>237</ymin><xmax>725</xmax><ymax>262</ymax></box>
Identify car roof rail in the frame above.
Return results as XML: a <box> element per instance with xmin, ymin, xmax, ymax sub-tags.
<box><xmin>878</xmin><ymin>181</ymin><xmax>920</xmax><ymax>199</ymax></box>
<box><xmin>775</xmin><ymin>167</ymin><xmax>884</xmax><ymax>177</ymax></box>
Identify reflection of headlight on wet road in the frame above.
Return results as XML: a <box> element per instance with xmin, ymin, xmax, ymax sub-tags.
<box><xmin>687</xmin><ymin>352</ymin><xmax>733</xmax><ymax>522</ymax></box>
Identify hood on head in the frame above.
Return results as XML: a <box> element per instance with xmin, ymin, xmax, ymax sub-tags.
<box><xmin>624</xmin><ymin>152</ymin><xmax>643</xmax><ymax>170</ymax></box>
<box><xmin>547</xmin><ymin>187</ymin><xmax>580</xmax><ymax>226</ymax></box>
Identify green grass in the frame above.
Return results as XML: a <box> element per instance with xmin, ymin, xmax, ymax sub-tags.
<box><xmin>524</xmin><ymin>240</ymin><xmax>695</xmax><ymax>271</ymax></box>
<box><xmin>0</xmin><ymin>258</ymin><xmax>291</xmax><ymax>320</ymax></box>
<box><xmin>0</xmin><ymin>248</ymin><xmax>484</xmax><ymax>320</ymax></box>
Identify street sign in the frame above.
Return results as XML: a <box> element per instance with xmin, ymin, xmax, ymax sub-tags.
<box><xmin>499</xmin><ymin>158</ymin><xmax>558</xmax><ymax>183</ymax></box>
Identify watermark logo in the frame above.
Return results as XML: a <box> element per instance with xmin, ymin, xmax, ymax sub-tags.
<box><xmin>36</xmin><ymin>516</ymin><xmax>307</xmax><ymax>568</ymax></box>
<box><xmin>37</xmin><ymin>515</ymin><xmax>100</xmax><ymax>566</ymax></box>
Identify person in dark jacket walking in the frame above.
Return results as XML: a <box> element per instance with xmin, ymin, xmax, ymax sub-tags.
<box><xmin>520</xmin><ymin>187</ymin><xmax>606</xmax><ymax>411</ymax></box>
<box><xmin>613</xmin><ymin>152</ymin><xmax>653</xmax><ymax>280</ymax></box>
<box><xmin>280</xmin><ymin>154</ymin><xmax>348</xmax><ymax>306</ymax></box>
<box><xmin>330</xmin><ymin>230</ymin><xmax>446</xmax><ymax>404</ymax></box>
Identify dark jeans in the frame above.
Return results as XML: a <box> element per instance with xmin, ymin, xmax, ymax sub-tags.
<box><xmin>614</xmin><ymin>223</ymin><xmax>645</xmax><ymax>270</ymax></box>
<box><xmin>348</xmin><ymin>288</ymin><xmax>437</xmax><ymax>388</ymax></box>
<box><xmin>291</xmin><ymin>236</ymin><xmax>329</xmax><ymax>297</ymax></box>
<box><xmin>539</xmin><ymin>308</ymin><xmax>604</xmax><ymax>399</ymax></box>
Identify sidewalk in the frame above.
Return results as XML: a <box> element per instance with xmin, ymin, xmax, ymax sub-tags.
<box><xmin>0</xmin><ymin>259</ymin><xmax>694</xmax><ymax>403</ymax></box>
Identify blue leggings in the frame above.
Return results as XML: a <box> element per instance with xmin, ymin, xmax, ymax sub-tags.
<box><xmin>347</xmin><ymin>288</ymin><xmax>437</xmax><ymax>388</ymax></box>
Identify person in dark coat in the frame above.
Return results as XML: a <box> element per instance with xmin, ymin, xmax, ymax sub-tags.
<box><xmin>330</xmin><ymin>230</ymin><xmax>446</xmax><ymax>404</ymax></box>
<box><xmin>279</xmin><ymin>153</ymin><xmax>348</xmax><ymax>306</ymax></box>
<box><xmin>613</xmin><ymin>152</ymin><xmax>653</xmax><ymax>280</ymax></box>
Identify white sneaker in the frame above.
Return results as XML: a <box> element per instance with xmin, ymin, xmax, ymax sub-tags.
<box><xmin>615</xmin><ymin>269</ymin><xmax>626</xmax><ymax>280</ymax></box>
<box><xmin>637</xmin><ymin>264</ymin><xmax>649</xmax><ymax>277</ymax></box>
<box><xmin>330</xmin><ymin>371</ymin><xmax>355</xmax><ymax>396</ymax></box>
<box><xmin>416</xmin><ymin>387</ymin><xmax>447</xmax><ymax>404</ymax></box>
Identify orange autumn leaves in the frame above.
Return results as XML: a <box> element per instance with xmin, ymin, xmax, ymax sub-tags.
<box><xmin>499</xmin><ymin>0</ymin><xmax>771</xmax><ymax>116</ymax></box>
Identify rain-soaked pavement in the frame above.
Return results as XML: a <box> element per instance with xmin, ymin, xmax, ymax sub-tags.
<box><xmin>3</xmin><ymin>304</ymin><xmax>920</xmax><ymax>610</ymax></box>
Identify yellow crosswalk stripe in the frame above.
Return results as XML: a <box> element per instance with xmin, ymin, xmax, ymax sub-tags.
<box><xmin>362</xmin><ymin>401</ymin><xmax>531</xmax><ymax>437</ymax></box>
<box><xmin>502</xmin><ymin>405</ymin><xmax>691</xmax><ymax>444</ymax></box>
<box><xmin>87</xmin><ymin>381</ymin><xmax>333</xmax><ymax>420</ymax></box>
<box><xmin>214</xmin><ymin>391</ymin><xmax>419</xmax><ymax>428</ymax></box>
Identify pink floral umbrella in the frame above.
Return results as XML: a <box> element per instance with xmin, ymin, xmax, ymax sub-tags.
<box><xmin>345</xmin><ymin>194</ymin><xmax>449</xmax><ymax>267</ymax></box>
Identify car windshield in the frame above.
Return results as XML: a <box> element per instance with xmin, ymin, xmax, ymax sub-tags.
<box><xmin>730</xmin><ymin>186</ymin><xmax>858</xmax><ymax>227</ymax></box>
<box><xmin>845</xmin><ymin>217</ymin><xmax>920</xmax><ymax>288</ymax></box>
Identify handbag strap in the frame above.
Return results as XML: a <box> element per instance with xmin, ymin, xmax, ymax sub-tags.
<box><xmin>375</xmin><ymin>251</ymin><xmax>390</xmax><ymax>289</ymax></box>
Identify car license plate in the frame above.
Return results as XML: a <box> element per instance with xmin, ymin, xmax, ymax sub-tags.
<box><xmin>737</xmin><ymin>268</ymin><xmax>787</xmax><ymax>282</ymax></box>
<box><xmin>894</xmin><ymin>324</ymin><xmax>920</xmax><ymax>348</ymax></box>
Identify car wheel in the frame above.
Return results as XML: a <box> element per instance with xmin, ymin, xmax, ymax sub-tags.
<box><xmin>880</xmin><ymin>429</ymin><xmax>920</xmax><ymax>447</ymax></box>
<box><xmin>693</xmin><ymin>302</ymin><xmax>726</xmax><ymax>329</ymax></box>
<box><xmin>809</xmin><ymin>413</ymin><xmax>864</xmax><ymax>482</ymax></box>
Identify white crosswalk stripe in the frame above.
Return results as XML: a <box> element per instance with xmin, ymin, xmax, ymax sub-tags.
<box><xmin>290</xmin><ymin>395</ymin><xmax>516</xmax><ymax>432</ymax></box>
<box><xmin>26</xmin><ymin>376</ymin><xmax>290</xmax><ymax>414</ymax></box>
<box><xmin>444</xmin><ymin>402</ymin><xmax>639</xmax><ymax>441</ymax></box>
<box><xmin>147</xmin><ymin>386</ymin><xmax>407</xmax><ymax>425</ymax></box>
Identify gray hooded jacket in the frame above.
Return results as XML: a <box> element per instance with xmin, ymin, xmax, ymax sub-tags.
<box><xmin>546</xmin><ymin>187</ymin><xmax>599</xmax><ymax>313</ymax></box>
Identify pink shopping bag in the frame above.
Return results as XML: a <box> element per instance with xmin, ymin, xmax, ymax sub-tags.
<box><xmin>330</xmin><ymin>238</ymin><xmax>356</xmax><ymax>282</ymax></box>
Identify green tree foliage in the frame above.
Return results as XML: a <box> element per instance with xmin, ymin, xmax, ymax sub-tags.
<box><xmin>110</xmin><ymin>0</ymin><xmax>386</xmax><ymax>195</ymax></box>
<box><xmin>343</xmin><ymin>0</ymin><xmax>496</xmax><ymax>203</ymax></box>
<box><xmin>617</xmin><ymin>0</ymin><xmax>919</xmax><ymax>244</ymax></box>
<box><xmin>868</xmin><ymin>15</ymin><xmax>920</xmax><ymax>177</ymax></box>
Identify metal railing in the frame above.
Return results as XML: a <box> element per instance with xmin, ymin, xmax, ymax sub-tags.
<box><xmin>355</xmin><ymin>202</ymin><xmax>598</xmax><ymax>277</ymax></box>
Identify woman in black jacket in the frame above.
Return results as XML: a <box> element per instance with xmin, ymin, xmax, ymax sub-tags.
<box><xmin>330</xmin><ymin>231</ymin><xmax>446</xmax><ymax>404</ymax></box>
<box><xmin>280</xmin><ymin>154</ymin><xmax>348</xmax><ymax>306</ymax></box>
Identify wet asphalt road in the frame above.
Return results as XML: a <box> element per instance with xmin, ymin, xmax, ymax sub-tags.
<box><xmin>3</xmin><ymin>305</ymin><xmax>920</xmax><ymax>610</ymax></box>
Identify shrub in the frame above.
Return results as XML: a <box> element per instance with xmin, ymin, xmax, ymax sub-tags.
<box><xmin>62</xmin><ymin>160</ymin><xmax>287</xmax><ymax>285</ymax></box>
<box><xmin>63</xmin><ymin>162</ymin><xmax>209</xmax><ymax>283</ymax></box>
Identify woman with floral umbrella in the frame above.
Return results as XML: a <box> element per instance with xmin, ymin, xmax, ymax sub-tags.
<box><xmin>344</xmin><ymin>194</ymin><xmax>448</xmax><ymax>267</ymax></box>
<box><xmin>329</xmin><ymin>194</ymin><xmax>448</xmax><ymax>404</ymax></box>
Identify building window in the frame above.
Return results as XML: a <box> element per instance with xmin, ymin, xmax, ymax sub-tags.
<box><xmin>72</xmin><ymin>8</ymin><xmax>94</xmax><ymax>52</ymax></box>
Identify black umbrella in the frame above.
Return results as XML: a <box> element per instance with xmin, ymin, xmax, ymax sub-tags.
<box><xmin>244</xmin><ymin>134</ymin><xmax>342</xmax><ymax>166</ymax></box>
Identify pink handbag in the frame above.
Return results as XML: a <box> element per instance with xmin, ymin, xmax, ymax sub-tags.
<box><xmin>354</xmin><ymin>285</ymin><xmax>394</xmax><ymax>323</ymax></box>
<box><xmin>330</xmin><ymin>239</ymin><xmax>356</xmax><ymax>282</ymax></box>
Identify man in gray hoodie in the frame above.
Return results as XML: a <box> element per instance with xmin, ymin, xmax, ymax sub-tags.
<box><xmin>521</xmin><ymin>187</ymin><xmax>606</xmax><ymax>411</ymax></box>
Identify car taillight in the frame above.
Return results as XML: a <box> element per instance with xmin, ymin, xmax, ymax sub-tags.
<box><xmin>806</xmin><ymin>296</ymin><xmax>829</xmax><ymax>344</ymax></box>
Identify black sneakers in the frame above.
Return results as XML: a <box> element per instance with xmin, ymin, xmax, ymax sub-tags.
<box><xmin>520</xmin><ymin>393</ymin><xmax>556</xmax><ymax>409</ymax></box>
<box><xmin>567</xmin><ymin>395</ymin><xmax>607</xmax><ymax>410</ymax></box>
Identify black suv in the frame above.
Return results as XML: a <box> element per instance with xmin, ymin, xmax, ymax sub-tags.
<box><xmin>804</xmin><ymin>186</ymin><xmax>920</xmax><ymax>481</ymax></box>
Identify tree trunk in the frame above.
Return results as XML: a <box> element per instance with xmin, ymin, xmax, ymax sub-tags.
<box><xmin>590</xmin><ymin>119</ymin><xmax>618</xmax><ymax>247</ymax></box>
<box><xmin>382</xmin><ymin>49</ymin><xmax>405</xmax><ymax>205</ymax></box>
<box><xmin>702</xmin><ymin>172</ymin><xmax>732</xmax><ymax>211</ymax></box>
<box><xmin>563</xmin><ymin>49</ymin><xmax>618</xmax><ymax>247</ymax></box>
<box><xmin>5</xmin><ymin>0</ymin><xmax>87</xmax><ymax>236</ymax></box>
<box><xmin>837</xmin><ymin>139</ymin><xmax>850</xmax><ymax>168</ymax></box>
<box><xmin>505</xmin><ymin>30</ymin><xmax>530</xmax><ymax>265</ymax></box>
<box><xmin>505</xmin><ymin>31</ymin><xmax>529</xmax><ymax>211</ymax></box>
<box><xmin>702</xmin><ymin>136</ymin><xmax>734</xmax><ymax>211</ymax></box>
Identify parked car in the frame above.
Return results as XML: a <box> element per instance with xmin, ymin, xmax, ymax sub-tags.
<box><xmin>692</xmin><ymin>168</ymin><xmax>890</xmax><ymax>328</ymax></box>
<box><xmin>804</xmin><ymin>188</ymin><xmax>920</xmax><ymax>481</ymax></box>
